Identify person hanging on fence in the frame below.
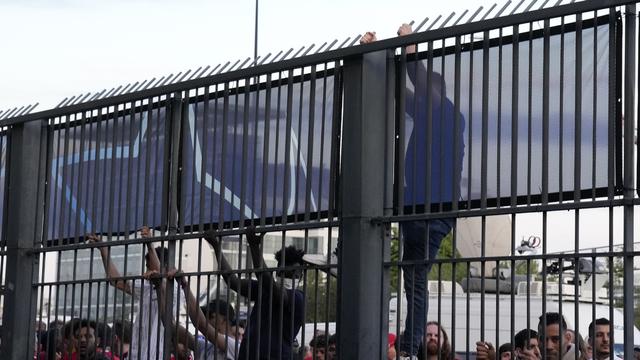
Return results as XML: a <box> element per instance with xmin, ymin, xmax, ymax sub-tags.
<box><xmin>142</xmin><ymin>268</ymin><xmax>239</xmax><ymax>360</ymax></box>
<box><xmin>360</xmin><ymin>22</ymin><xmax>465</xmax><ymax>359</ymax></box>
<box><xmin>203</xmin><ymin>228</ymin><xmax>305</xmax><ymax>360</ymax></box>
<box><xmin>87</xmin><ymin>226</ymin><xmax>182</xmax><ymax>360</ymax></box>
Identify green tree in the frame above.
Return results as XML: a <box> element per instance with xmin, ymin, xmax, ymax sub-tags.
<box><xmin>304</xmin><ymin>269</ymin><xmax>337</xmax><ymax>322</ymax></box>
<box><xmin>427</xmin><ymin>232</ymin><xmax>467</xmax><ymax>283</ymax></box>
<box><xmin>389</xmin><ymin>228</ymin><xmax>468</xmax><ymax>290</ymax></box>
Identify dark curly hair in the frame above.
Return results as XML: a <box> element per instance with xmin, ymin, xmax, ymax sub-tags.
<box><xmin>274</xmin><ymin>245</ymin><xmax>305</xmax><ymax>279</ymax></box>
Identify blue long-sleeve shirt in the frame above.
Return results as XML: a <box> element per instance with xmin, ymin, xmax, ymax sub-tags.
<box><xmin>403</xmin><ymin>61</ymin><xmax>465</xmax><ymax>206</ymax></box>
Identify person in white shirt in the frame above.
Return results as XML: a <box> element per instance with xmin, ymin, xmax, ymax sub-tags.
<box><xmin>143</xmin><ymin>268</ymin><xmax>238</xmax><ymax>360</ymax></box>
<box><xmin>88</xmin><ymin>226</ymin><xmax>181</xmax><ymax>360</ymax></box>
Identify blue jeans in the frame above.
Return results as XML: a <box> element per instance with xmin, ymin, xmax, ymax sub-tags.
<box><xmin>399</xmin><ymin>218</ymin><xmax>454</xmax><ymax>355</ymax></box>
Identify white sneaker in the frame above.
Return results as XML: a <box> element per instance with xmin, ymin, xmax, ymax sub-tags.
<box><xmin>398</xmin><ymin>355</ymin><xmax>418</xmax><ymax>360</ymax></box>
<box><xmin>398</xmin><ymin>352</ymin><xmax>418</xmax><ymax>360</ymax></box>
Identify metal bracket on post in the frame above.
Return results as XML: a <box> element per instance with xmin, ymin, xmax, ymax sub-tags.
<box><xmin>338</xmin><ymin>50</ymin><xmax>390</xmax><ymax>359</ymax></box>
<box><xmin>0</xmin><ymin>119</ymin><xmax>47</xmax><ymax>359</ymax></box>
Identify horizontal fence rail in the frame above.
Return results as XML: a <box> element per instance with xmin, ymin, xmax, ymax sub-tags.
<box><xmin>0</xmin><ymin>1</ymin><xmax>638</xmax><ymax>360</ymax></box>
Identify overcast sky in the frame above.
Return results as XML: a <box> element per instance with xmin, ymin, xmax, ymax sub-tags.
<box><xmin>1</xmin><ymin>0</ymin><xmax>638</xmax><ymax>255</ymax></box>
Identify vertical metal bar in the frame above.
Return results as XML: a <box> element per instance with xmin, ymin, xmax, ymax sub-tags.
<box><xmin>559</xmin><ymin>16</ymin><xmax>566</xmax><ymax>202</ymax></box>
<box><xmin>526</xmin><ymin>23</ymin><xmax>534</xmax><ymax>205</ymax></box>
<box><xmin>260</xmin><ymin>75</ymin><xmax>272</xmax><ymax>227</ymax></box>
<box><xmin>455</xmin><ymin>33</ymin><xmax>465</xmax><ymax>209</ymax></box>
<box><xmin>542</xmin><ymin>18</ymin><xmax>550</xmax><ymax>205</ymax></box>
<box><xmin>271</xmin><ymin>73</ymin><xmax>283</xmax><ymax>225</ymax></box>
<box><xmin>395</xmin><ymin>45</ymin><xmax>407</xmax><ymax>215</ymax></box>
<box><xmin>496</xmin><ymin>27</ymin><xmax>504</xmax><ymax>206</ymax></box>
<box><xmin>239</xmin><ymin>79</ymin><xmax>251</xmax><ymax>227</ymax></box>
<box><xmin>304</xmin><ymin>67</ymin><xmax>317</xmax><ymax>222</ymax></box>
<box><xmin>510</xmin><ymin>24</ymin><xmax>519</xmax><ymax>207</ymax></box>
<box><xmin>338</xmin><ymin>50</ymin><xmax>388</xmax><ymax>360</ymax></box>
<box><xmin>623</xmin><ymin>4</ymin><xmax>636</xmax><ymax>356</ymax></box>
<box><xmin>574</xmin><ymin>14</ymin><xmax>583</xmax><ymax>203</ymax></box>
<box><xmin>481</xmin><ymin>30</ymin><xmax>490</xmax><ymax>209</ymax></box>
<box><xmin>592</xmin><ymin>13</ymin><xmax>598</xmax><ymax>199</ymax></box>
<box><xmin>467</xmin><ymin>33</ymin><xmax>475</xmax><ymax>210</ymax></box>
<box><xmin>0</xmin><ymin>119</ymin><xmax>46</xmax><ymax>358</ymax></box>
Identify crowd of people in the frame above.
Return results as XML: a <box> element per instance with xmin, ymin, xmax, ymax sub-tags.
<box><xmin>474</xmin><ymin>313</ymin><xmax>628</xmax><ymax>360</ymax></box>
<box><xmin>35</xmin><ymin>226</ymin><xmax>306</xmax><ymax>360</ymax></box>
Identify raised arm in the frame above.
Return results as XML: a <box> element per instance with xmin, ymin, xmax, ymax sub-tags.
<box><xmin>141</xmin><ymin>226</ymin><xmax>162</xmax><ymax>271</ymax></box>
<box><xmin>169</xmin><ymin>269</ymin><xmax>232</xmax><ymax>352</ymax></box>
<box><xmin>203</xmin><ymin>231</ymin><xmax>253</xmax><ymax>297</ymax></box>
<box><xmin>143</xmin><ymin>270</ymin><xmax>196</xmax><ymax>351</ymax></box>
<box><xmin>87</xmin><ymin>234</ymin><xmax>132</xmax><ymax>295</ymax></box>
<box><xmin>245</xmin><ymin>230</ymin><xmax>292</xmax><ymax>309</ymax></box>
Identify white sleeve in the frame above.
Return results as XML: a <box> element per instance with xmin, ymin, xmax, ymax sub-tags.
<box><xmin>225</xmin><ymin>336</ymin><xmax>238</xmax><ymax>360</ymax></box>
<box><xmin>130</xmin><ymin>279</ymin><xmax>152</xmax><ymax>299</ymax></box>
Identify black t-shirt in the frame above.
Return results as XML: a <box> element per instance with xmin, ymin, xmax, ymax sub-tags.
<box><xmin>239</xmin><ymin>279</ymin><xmax>305</xmax><ymax>360</ymax></box>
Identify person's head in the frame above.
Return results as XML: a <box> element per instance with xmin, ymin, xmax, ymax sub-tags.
<box><xmin>35</xmin><ymin>320</ymin><xmax>47</xmax><ymax>332</ymax></box>
<box><xmin>424</xmin><ymin>321</ymin><xmax>451</xmax><ymax>359</ymax></box>
<box><xmin>48</xmin><ymin>320</ymin><xmax>65</xmax><ymax>331</ymax></box>
<box><xmin>327</xmin><ymin>333</ymin><xmax>337</xmax><ymax>360</ymax></box>
<box><xmin>274</xmin><ymin>245</ymin><xmax>305</xmax><ymax>279</ymax></box>
<box><xmin>514</xmin><ymin>329</ymin><xmax>541</xmax><ymax>360</ymax></box>
<box><xmin>309</xmin><ymin>334</ymin><xmax>328</xmax><ymax>360</ymax></box>
<box><xmin>588</xmin><ymin>318</ymin><xmax>611</xmax><ymax>360</ymax></box>
<box><xmin>230</xmin><ymin>319</ymin><xmax>245</xmax><ymax>341</ymax></box>
<box><xmin>40</xmin><ymin>328</ymin><xmax>64</xmax><ymax>360</ymax></box>
<box><xmin>145</xmin><ymin>246</ymin><xmax>170</xmax><ymax>270</ymax></box>
<box><xmin>112</xmin><ymin>320</ymin><xmax>132</xmax><ymax>356</ymax></box>
<box><xmin>94</xmin><ymin>322</ymin><xmax>113</xmax><ymax>350</ymax></box>
<box><xmin>63</xmin><ymin>319</ymin><xmax>82</xmax><ymax>351</ymax></box>
<box><xmin>538</xmin><ymin>312</ymin><xmax>570</xmax><ymax>360</ymax></box>
<box><xmin>498</xmin><ymin>343</ymin><xmax>512</xmax><ymax>360</ymax></box>
<box><xmin>74</xmin><ymin>320</ymin><xmax>97</xmax><ymax>359</ymax></box>
<box><xmin>201</xmin><ymin>299</ymin><xmax>235</xmax><ymax>333</ymax></box>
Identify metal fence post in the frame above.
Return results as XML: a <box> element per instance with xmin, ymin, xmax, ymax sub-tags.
<box><xmin>338</xmin><ymin>49</ymin><xmax>389</xmax><ymax>359</ymax></box>
<box><xmin>623</xmin><ymin>4</ymin><xmax>636</xmax><ymax>357</ymax></box>
<box><xmin>1</xmin><ymin>120</ymin><xmax>47</xmax><ymax>359</ymax></box>
<box><xmin>162</xmin><ymin>92</ymin><xmax>183</xmax><ymax>359</ymax></box>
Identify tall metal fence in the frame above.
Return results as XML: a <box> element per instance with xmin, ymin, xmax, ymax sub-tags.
<box><xmin>0</xmin><ymin>0</ymin><xmax>639</xmax><ymax>359</ymax></box>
